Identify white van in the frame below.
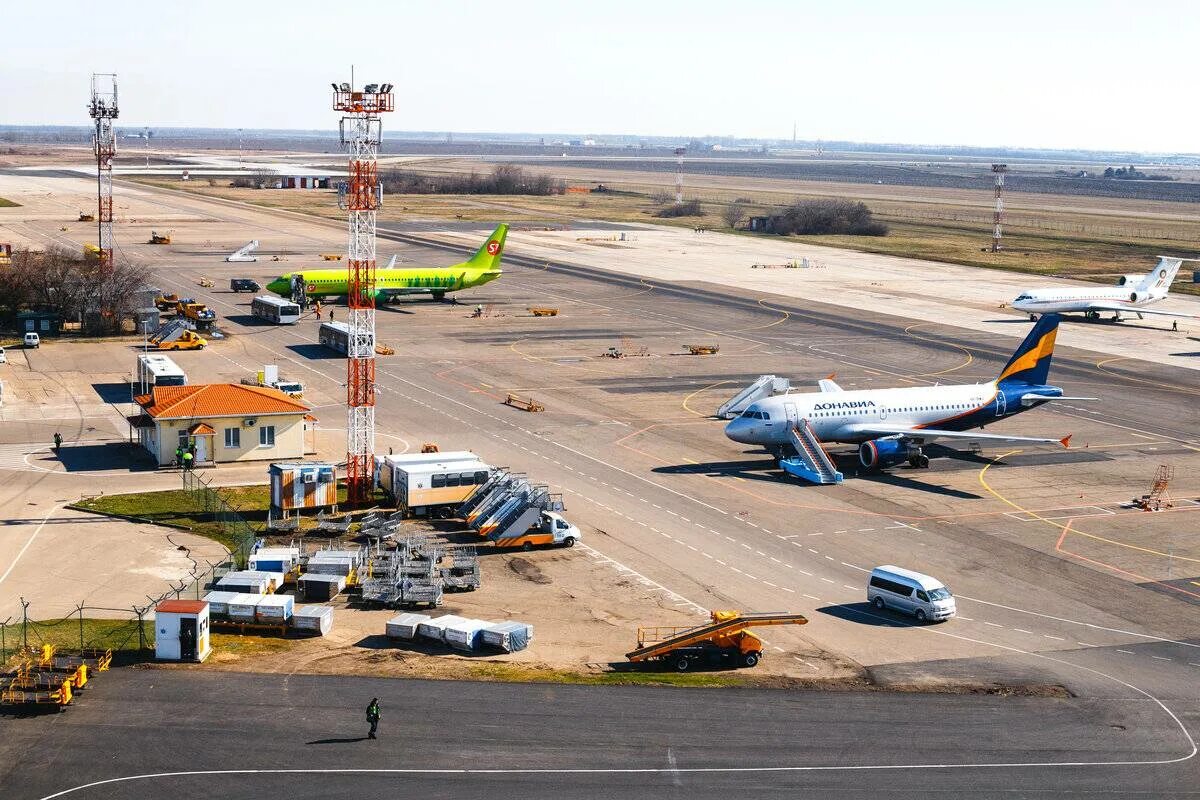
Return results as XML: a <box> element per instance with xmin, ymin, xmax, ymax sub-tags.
<box><xmin>867</xmin><ymin>565</ymin><xmax>956</xmax><ymax>622</ymax></box>
<box><xmin>23</xmin><ymin>332</ymin><xmax>40</xmax><ymax>348</ymax></box>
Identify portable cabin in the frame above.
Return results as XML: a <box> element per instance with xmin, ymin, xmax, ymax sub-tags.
<box><xmin>304</xmin><ymin>556</ymin><xmax>356</xmax><ymax>578</ymax></box>
<box><xmin>443</xmin><ymin>618</ymin><xmax>489</xmax><ymax>651</ymax></box>
<box><xmin>293</xmin><ymin>605</ymin><xmax>334</xmax><ymax>636</ymax></box>
<box><xmin>385</xmin><ymin>612</ymin><xmax>431</xmax><ymax>640</ymax></box>
<box><xmin>255</xmin><ymin>594</ymin><xmax>295</xmax><ymax>623</ymax></box>
<box><xmin>297</xmin><ymin>573</ymin><xmax>346</xmax><ymax>601</ymax></box>
<box><xmin>269</xmin><ymin>462</ymin><xmax>337</xmax><ymax>513</ymax></box>
<box><xmin>202</xmin><ymin>591</ymin><xmax>240</xmax><ymax>618</ymax></box>
<box><xmin>376</xmin><ymin>452</ymin><xmax>490</xmax><ymax>517</ymax></box>
<box><xmin>154</xmin><ymin>599</ymin><xmax>211</xmax><ymax>662</ymax></box>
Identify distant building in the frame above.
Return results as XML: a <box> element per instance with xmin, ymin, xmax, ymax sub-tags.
<box><xmin>128</xmin><ymin>383</ymin><xmax>316</xmax><ymax>467</ymax></box>
<box><xmin>748</xmin><ymin>216</ymin><xmax>775</xmax><ymax>233</ymax></box>
<box><xmin>16</xmin><ymin>310</ymin><xmax>62</xmax><ymax>336</ymax></box>
<box><xmin>278</xmin><ymin>176</ymin><xmax>331</xmax><ymax>189</ymax></box>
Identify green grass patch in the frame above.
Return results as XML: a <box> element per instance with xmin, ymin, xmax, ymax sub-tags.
<box><xmin>3</xmin><ymin>618</ymin><xmax>152</xmax><ymax>665</ymax></box>
<box><xmin>0</xmin><ymin>196</ymin><xmax>21</xmax><ymax>208</ymax></box>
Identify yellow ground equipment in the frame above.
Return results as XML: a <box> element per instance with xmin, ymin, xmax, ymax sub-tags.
<box><xmin>158</xmin><ymin>330</ymin><xmax>207</xmax><ymax>350</ymax></box>
<box><xmin>375</xmin><ymin>344</ymin><xmax>395</xmax><ymax>355</ymax></box>
<box><xmin>684</xmin><ymin>344</ymin><xmax>720</xmax><ymax>355</ymax></box>
<box><xmin>177</xmin><ymin>301</ymin><xmax>217</xmax><ymax>326</ymax></box>
<box><xmin>0</xmin><ymin>644</ymin><xmax>112</xmax><ymax>711</ymax></box>
<box><xmin>420</xmin><ymin>442</ymin><xmax>440</xmax><ymax>453</ymax></box>
<box><xmin>627</xmin><ymin>610</ymin><xmax>808</xmax><ymax>671</ymax></box>
<box><xmin>321</xmin><ymin>253</ymin><xmax>343</xmax><ymax>261</ymax></box>
<box><xmin>83</xmin><ymin>243</ymin><xmax>102</xmax><ymax>262</ymax></box>
<box><xmin>78</xmin><ymin>211</ymin><xmax>95</xmax><ymax>222</ymax></box>
<box><xmin>149</xmin><ymin>231</ymin><xmax>172</xmax><ymax>245</ymax></box>
<box><xmin>528</xmin><ymin>307</ymin><xmax>559</xmax><ymax>317</ymax></box>
<box><xmin>504</xmin><ymin>393</ymin><xmax>544</xmax><ymax>413</ymax></box>
<box><xmin>154</xmin><ymin>293</ymin><xmax>180</xmax><ymax>311</ymax></box>
<box><xmin>197</xmin><ymin>277</ymin><xmax>215</xmax><ymax>288</ymax></box>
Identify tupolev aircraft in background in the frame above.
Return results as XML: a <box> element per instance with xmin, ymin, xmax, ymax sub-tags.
<box><xmin>1011</xmin><ymin>256</ymin><xmax>1199</xmax><ymax>321</ymax></box>
<box><xmin>723</xmin><ymin>315</ymin><xmax>1094</xmax><ymax>484</ymax></box>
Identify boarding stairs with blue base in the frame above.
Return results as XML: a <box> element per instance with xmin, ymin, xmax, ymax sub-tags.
<box><xmin>780</xmin><ymin>419</ymin><xmax>843</xmax><ymax>485</ymax></box>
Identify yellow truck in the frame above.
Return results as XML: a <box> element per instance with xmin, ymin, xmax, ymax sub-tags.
<box><xmin>626</xmin><ymin>610</ymin><xmax>808</xmax><ymax>671</ymax></box>
<box><xmin>158</xmin><ymin>330</ymin><xmax>207</xmax><ymax>350</ymax></box>
<box><xmin>176</xmin><ymin>300</ymin><xmax>217</xmax><ymax>325</ymax></box>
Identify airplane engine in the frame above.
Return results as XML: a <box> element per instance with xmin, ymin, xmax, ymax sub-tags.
<box><xmin>858</xmin><ymin>438</ymin><xmax>913</xmax><ymax>470</ymax></box>
<box><xmin>1116</xmin><ymin>274</ymin><xmax>1141</xmax><ymax>287</ymax></box>
<box><xmin>1128</xmin><ymin>291</ymin><xmax>1138</xmax><ymax>302</ymax></box>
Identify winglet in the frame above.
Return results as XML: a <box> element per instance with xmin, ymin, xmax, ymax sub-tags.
<box><xmin>1060</xmin><ymin>435</ymin><xmax>1072</xmax><ymax>449</ymax></box>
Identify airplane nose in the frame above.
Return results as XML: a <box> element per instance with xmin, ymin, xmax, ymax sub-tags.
<box><xmin>724</xmin><ymin>418</ymin><xmax>751</xmax><ymax>444</ymax></box>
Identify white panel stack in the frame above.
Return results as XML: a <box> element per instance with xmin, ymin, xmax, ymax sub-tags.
<box><xmin>293</xmin><ymin>605</ymin><xmax>334</xmax><ymax>636</ymax></box>
<box><xmin>443</xmin><ymin>618</ymin><xmax>489</xmax><ymax>651</ymax></box>
<box><xmin>227</xmin><ymin>593</ymin><xmax>262</xmax><ymax>622</ymax></box>
<box><xmin>202</xmin><ymin>591</ymin><xmax>239</xmax><ymax>617</ymax></box>
<box><xmin>255</xmin><ymin>594</ymin><xmax>294</xmax><ymax>623</ymax></box>
<box><xmin>416</xmin><ymin>615</ymin><xmax>466</xmax><ymax>643</ymax></box>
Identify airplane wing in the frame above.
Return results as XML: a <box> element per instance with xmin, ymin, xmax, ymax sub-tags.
<box><xmin>818</xmin><ymin>378</ymin><xmax>843</xmax><ymax>393</ymax></box>
<box><xmin>1079</xmin><ymin>302</ymin><xmax>1199</xmax><ymax>319</ymax></box>
<box><xmin>383</xmin><ymin>255</ymin><xmax>397</xmax><ymax>269</ymax></box>
<box><xmin>840</xmin><ymin>423</ymin><xmax>1070</xmax><ymax>448</ymax></box>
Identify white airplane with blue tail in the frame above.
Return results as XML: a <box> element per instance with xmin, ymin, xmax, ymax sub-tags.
<box><xmin>723</xmin><ymin>315</ymin><xmax>1093</xmax><ymax>484</ymax></box>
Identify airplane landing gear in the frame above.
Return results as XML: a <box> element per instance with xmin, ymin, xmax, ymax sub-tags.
<box><xmin>907</xmin><ymin>448</ymin><xmax>930</xmax><ymax>469</ymax></box>
<box><xmin>432</xmin><ymin>291</ymin><xmax>446</xmax><ymax>302</ymax></box>
<box><xmin>1028</xmin><ymin>313</ymin><xmax>1038</xmax><ymax>321</ymax></box>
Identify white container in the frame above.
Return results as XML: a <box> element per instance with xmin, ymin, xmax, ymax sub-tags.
<box><xmin>416</xmin><ymin>614</ymin><xmax>466</xmax><ymax>642</ymax></box>
<box><xmin>443</xmin><ymin>618</ymin><xmax>489</xmax><ymax>651</ymax></box>
<box><xmin>481</xmin><ymin>621</ymin><xmax>534</xmax><ymax>653</ymax></box>
<box><xmin>202</xmin><ymin>591</ymin><xmax>239</xmax><ymax>617</ymax></box>
<box><xmin>217</xmin><ymin>570</ymin><xmax>284</xmax><ymax>595</ymax></box>
<box><xmin>255</xmin><ymin>594</ymin><xmax>295</xmax><ymax>622</ymax></box>
<box><xmin>227</xmin><ymin>593</ymin><xmax>262</xmax><ymax>622</ymax></box>
<box><xmin>305</xmin><ymin>558</ymin><xmax>356</xmax><ymax>577</ymax></box>
<box><xmin>311</xmin><ymin>549</ymin><xmax>363</xmax><ymax>567</ymax></box>
<box><xmin>385</xmin><ymin>612</ymin><xmax>430</xmax><ymax>640</ymax></box>
<box><xmin>293</xmin><ymin>605</ymin><xmax>334</xmax><ymax>636</ymax></box>
<box><xmin>249</xmin><ymin>548</ymin><xmax>300</xmax><ymax>573</ymax></box>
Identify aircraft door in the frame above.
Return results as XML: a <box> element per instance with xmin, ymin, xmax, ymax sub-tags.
<box><xmin>179</xmin><ymin>617</ymin><xmax>197</xmax><ymax>661</ymax></box>
<box><xmin>784</xmin><ymin>401</ymin><xmax>798</xmax><ymax>427</ymax></box>
<box><xmin>995</xmin><ymin>391</ymin><xmax>1007</xmax><ymax>417</ymax></box>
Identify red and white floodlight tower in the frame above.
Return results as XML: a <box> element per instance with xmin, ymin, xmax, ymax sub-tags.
<box><xmin>332</xmin><ymin>80</ymin><xmax>394</xmax><ymax>504</ymax></box>
<box><xmin>89</xmin><ymin>73</ymin><xmax>118</xmax><ymax>269</ymax></box>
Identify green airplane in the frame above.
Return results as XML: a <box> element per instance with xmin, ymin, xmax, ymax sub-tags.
<box><xmin>265</xmin><ymin>223</ymin><xmax>507</xmax><ymax>303</ymax></box>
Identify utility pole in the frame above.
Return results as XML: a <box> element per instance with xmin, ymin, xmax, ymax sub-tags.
<box><xmin>674</xmin><ymin>147</ymin><xmax>686</xmax><ymax>204</ymax></box>
<box><xmin>89</xmin><ymin>74</ymin><xmax>119</xmax><ymax>269</ymax></box>
<box><xmin>333</xmin><ymin>79</ymin><xmax>394</xmax><ymax>504</ymax></box>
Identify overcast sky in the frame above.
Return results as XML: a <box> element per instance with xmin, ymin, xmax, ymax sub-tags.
<box><xmin>2</xmin><ymin>0</ymin><xmax>1195</xmax><ymax>153</ymax></box>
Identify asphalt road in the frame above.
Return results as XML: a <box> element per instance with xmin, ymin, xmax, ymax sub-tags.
<box><xmin>1</xmin><ymin>669</ymin><xmax>1195</xmax><ymax>800</ymax></box>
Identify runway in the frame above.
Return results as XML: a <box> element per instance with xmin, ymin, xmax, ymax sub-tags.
<box><xmin>1</xmin><ymin>670</ymin><xmax>1194</xmax><ymax>800</ymax></box>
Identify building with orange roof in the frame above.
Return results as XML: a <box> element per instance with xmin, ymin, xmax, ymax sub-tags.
<box><xmin>128</xmin><ymin>384</ymin><xmax>317</xmax><ymax>467</ymax></box>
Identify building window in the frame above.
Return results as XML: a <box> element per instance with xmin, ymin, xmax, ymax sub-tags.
<box><xmin>224</xmin><ymin>428</ymin><xmax>240</xmax><ymax>448</ymax></box>
<box><xmin>259</xmin><ymin>425</ymin><xmax>275</xmax><ymax>447</ymax></box>
<box><xmin>178</xmin><ymin>430</ymin><xmax>190</xmax><ymax>449</ymax></box>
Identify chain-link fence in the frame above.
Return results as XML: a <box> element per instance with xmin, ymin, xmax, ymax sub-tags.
<box><xmin>2</xmin><ymin>472</ymin><xmax>260</xmax><ymax>666</ymax></box>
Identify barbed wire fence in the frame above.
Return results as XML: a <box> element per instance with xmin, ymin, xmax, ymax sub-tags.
<box><xmin>2</xmin><ymin>471</ymin><xmax>259</xmax><ymax>666</ymax></box>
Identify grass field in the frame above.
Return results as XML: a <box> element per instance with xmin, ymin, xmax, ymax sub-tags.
<box><xmin>128</xmin><ymin>172</ymin><xmax>1200</xmax><ymax>292</ymax></box>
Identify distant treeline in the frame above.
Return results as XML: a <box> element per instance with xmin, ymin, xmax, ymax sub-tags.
<box><xmin>379</xmin><ymin>165</ymin><xmax>565</xmax><ymax>195</ymax></box>
<box><xmin>1103</xmin><ymin>165</ymin><xmax>1174</xmax><ymax>181</ymax></box>
<box><xmin>764</xmin><ymin>199</ymin><xmax>888</xmax><ymax>236</ymax></box>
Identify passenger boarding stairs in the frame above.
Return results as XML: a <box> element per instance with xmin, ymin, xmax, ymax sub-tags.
<box><xmin>716</xmin><ymin>375</ymin><xmax>790</xmax><ymax>419</ymax></box>
<box><xmin>457</xmin><ymin>469</ymin><xmax>508</xmax><ymax>519</ymax></box>
<box><xmin>780</xmin><ymin>419</ymin><xmax>843</xmax><ymax>485</ymax></box>
<box><xmin>462</xmin><ymin>473</ymin><xmax>526</xmax><ymax>526</ymax></box>
<box><xmin>487</xmin><ymin>486</ymin><xmax>565</xmax><ymax>542</ymax></box>
<box><xmin>148</xmin><ymin>319</ymin><xmax>190</xmax><ymax>346</ymax></box>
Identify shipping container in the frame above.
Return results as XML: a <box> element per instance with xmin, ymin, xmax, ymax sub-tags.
<box><xmin>216</xmin><ymin>570</ymin><xmax>283</xmax><ymax>595</ymax></box>
<box><xmin>443</xmin><ymin>618</ymin><xmax>489</xmax><ymax>651</ymax></box>
<box><xmin>480</xmin><ymin>621</ymin><xmax>534</xmax><ymax>653</ymax></box>
<box><xmin>202</xmin><ymin>591</ymin><xmax>240</xmax><ymax>617</ymax></box>
<box><xmin>297</xmin><ymin>573</ymin><xmax>345</xmax><ymax>601</ymax></box>
<box><xmin>293</xmin><ymin>605</ymin><xmax>334</xmax><ymax>636</ymax></box>
<box><xmin>255</xmin><ymin>594</ymin><xmax>295</xmax><ymax>623</ymax></box>
<box><xmin>227</xmin><ymin>593</ymin><xmax>263</xmax><ymax>622</ymax></box>
<box><xmin>249</xmin><ymin>546</ymin><xmax>301</xmax><ymax>574</ymax></box>
<box><xmin>385</xmin><ymin>612</ymin><xmax>431</xmax><ymax>640</ymax></box>
<box><xmin>416</xmin><ymin>615</ymin><xmax>467</xmax><ymax>643</ymax></box>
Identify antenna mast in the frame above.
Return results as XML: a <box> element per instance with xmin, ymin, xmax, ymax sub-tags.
<box><xmin>89</xmin><ymin>74</ymin><xmax>118</xmax><ymax>269</ymax></box>
<box><xmin>333</xmin><ymin>78</ymin><xmax>394</xmax><ymax>504</ymax></box>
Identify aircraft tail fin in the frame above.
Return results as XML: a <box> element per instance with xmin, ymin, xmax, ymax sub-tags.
<box><xmin>465</xmin><ymin>224</ymin><xmax>509</xmax><ymax>271</ymax></box>
<box><xmin>1137</xmin><ymin>256</ymin><xmax>1184</xmax><ymax>295</ymax></box>
<box><xmin>997</xmin><ymin>314</ymin><xmax>1060</xmax><ymax>386</ymax></box>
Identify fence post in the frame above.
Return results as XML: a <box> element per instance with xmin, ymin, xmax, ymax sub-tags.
<box><xmin>77</xmin><ymin>604</ymin><xmax>86</xmax><ymax>654</ymax></box>
<box><xmin>135</xmin><ymin>605</ymin><xmax>146</xmax><ymax>654</ymax></box>
<box><xmin>20</xmin><ymin>597</ymin><xmax>30</xmax><ymax>651</ymax></box>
